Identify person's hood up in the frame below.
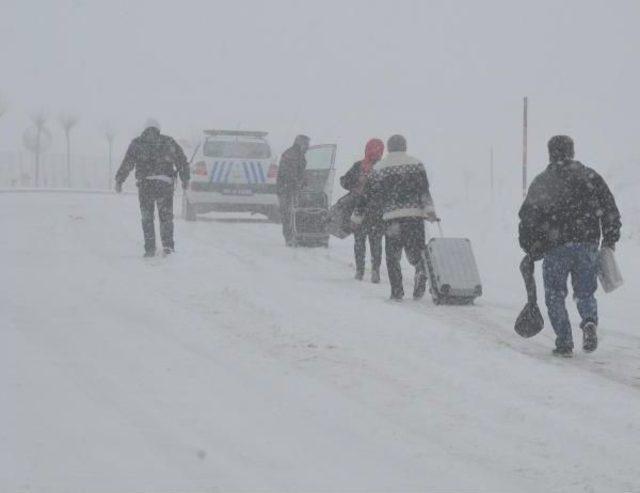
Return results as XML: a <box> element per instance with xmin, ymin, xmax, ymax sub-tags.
<box><xmin>362</xmin><ymin>138</ymin><xmax>384</xmax><ymax>174</ymax></box>
<box><xmin>294</xmin><ymin>134</ymin><xmax>310</xmax><ymax>151</ymax></box>
<box><xmin>548</xmin><ymin>135</ymin><xmax>574</xmax><ymax>163</ymax></box>
<box><xmin>364</xmin><ymin>139</ymin><xmax>384</xmax><ymax>163</ymax></box>
<box><xmin>141</xmin><ymin>126</ymin><xmax>161</xmax><ymax>140</ymax></box>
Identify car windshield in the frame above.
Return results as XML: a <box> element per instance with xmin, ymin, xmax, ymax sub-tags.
<box><xmin>203</xmin><ymin>140</ymin><xmax>271</xmax><ymax>159</ymax></box>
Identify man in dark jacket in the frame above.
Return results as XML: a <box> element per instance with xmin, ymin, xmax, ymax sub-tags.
<box><xmin>519</xmin><ymin>135</ymin><xmax>621</xmax><ymax>356</ymax></box>
<box><xmin>276</xmin><ymin>134</ymin><xmax>310</xmax><ymax>245</ymax></box>
<box><xmin>355</xmin><ymin>134</ymin><xmax>437</xmax><ymax>300</ymax></box>
<box><xmin>341</xmin><ymin>138</ymin><xmax>385</xmax><ymax>282</ymax></box>
<box><xmin>115</xmin><ymin>119</ymin><xmax>190</xmax><ymax>257</ymax></box>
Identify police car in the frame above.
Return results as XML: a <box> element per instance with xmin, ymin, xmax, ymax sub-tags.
<box><xmin>182</xmin><ymin>130</ymin><xmax>280</xmax><ymax>221</ymax></box>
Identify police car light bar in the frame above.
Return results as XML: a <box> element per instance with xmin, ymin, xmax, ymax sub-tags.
<box><xmin>204</xmin><ymin>130</ymin><xmax>268</xmax><ymax>138</ymax></box>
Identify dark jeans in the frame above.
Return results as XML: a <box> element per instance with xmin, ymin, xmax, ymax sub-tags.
<box><xmin>354</xmin><ymin>225</ymin><xmax>383</xmax><ymax>274</ymax></box>
<box><xmin>278</xmin><ymin>193</ymin><xmax>295</xmax><ymax>243</ymax></box>
<box><xmin>543</xmin><ymin>243</ymin><xmax>599</xmax><ymax>350</ymax></box>
<box><xmin>138</xmin><ymin>180</ymin><xmax>175</xmax><ymax>253</ymax></box>
<box><xmin>384</xmin><ymin>218</ymin><xmax>426</xmax><ymax>298</ymax></box>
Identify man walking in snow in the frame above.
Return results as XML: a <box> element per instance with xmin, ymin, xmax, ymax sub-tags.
<box><xmin>115</xmin><ymin>119</ymin><xmax>190</xmax><ymax>257</ymax></box>
<box><xmin>518</xmin><ymin>135</ymin><xmax>621</xmax><ymax>356</ymax></box>
<box><xmin>277</xmin><ymin>134</ymin><xmax>310</xmax><ymax>246</ymax></box>
<box><xmin>354</xmin><ymin>134</ymin><xmax>437</xmax><ymax>300</ymax></box>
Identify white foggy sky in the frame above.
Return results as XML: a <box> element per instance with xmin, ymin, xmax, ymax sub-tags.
<box><xmin>1</xmin><ymin>0</ymin><xmax>639</xmax><ymax>189</ymax></box>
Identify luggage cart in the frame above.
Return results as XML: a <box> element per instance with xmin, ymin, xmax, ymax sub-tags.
<box><xmin>291</xmin><ymin>190</ymin><xmax>330</xmax><ymax>247</ymax></box>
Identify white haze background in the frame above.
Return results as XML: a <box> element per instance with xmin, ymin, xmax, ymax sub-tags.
<box><xmin>1</xmin><ymin>0</ymin><xmax>640</xmax><ymax>195</ymax></box>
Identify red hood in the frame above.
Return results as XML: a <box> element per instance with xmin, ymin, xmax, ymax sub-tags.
<box><xmin>364</xmin><ymin>139</ymin><xmax>384</xmax><ymax>164</ymax></box>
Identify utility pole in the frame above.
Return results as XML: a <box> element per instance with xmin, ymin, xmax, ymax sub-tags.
<box><xmin>522</xmin><ymin>97</ymin><xmax>528</xmax><ymax>198</ymax></box>
<box><xmin>35</xmin><ymin>118</ymin><xmax>43</xmax><ymax>186</ymax></box>
<box><xmin>463</xmin><ymin>169</ymin><xmax>470</xmax><ymax>204</ymax></box>
<box><xmin>105</xmin><ymin>130</ymin><xmax>115</xmax><ymax>190</ymax></box>
<box><xmin>490</xmin><ymin>145</ymin><xmax>495</xmax><ymax>200</ymax></box>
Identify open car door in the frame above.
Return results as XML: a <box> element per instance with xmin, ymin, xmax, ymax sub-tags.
<box><xmin>304</xmin><ymin>144</ymin><xmax>337</xmax><ymax>204</ymax></box>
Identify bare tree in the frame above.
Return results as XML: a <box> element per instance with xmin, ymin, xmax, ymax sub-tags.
<box><xmin>59</xmin><ymin>114</ymin><xmax>79</xmax><ymax>188</ymax></box>
<box><xmin>29</xmin><ymin>112</ymin><xmax>50</xmax><ymax>187</ymax></box>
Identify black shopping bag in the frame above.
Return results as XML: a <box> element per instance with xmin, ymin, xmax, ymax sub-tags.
<box><xmin>514</xmin><ymin>255</ymin><xmax>544</xmax><ymax>338</ymax></box>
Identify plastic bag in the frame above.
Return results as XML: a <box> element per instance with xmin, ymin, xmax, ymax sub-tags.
<box><xmin>598</xmin><ymin>247</ymin><xmax>624</xmax><ymax>293</ymax></box>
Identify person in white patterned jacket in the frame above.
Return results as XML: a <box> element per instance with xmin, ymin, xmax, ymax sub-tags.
<box><xmin>352</xmin><ymin>134</ymin><xmax>437</xmax><ymax>301</ymax></box>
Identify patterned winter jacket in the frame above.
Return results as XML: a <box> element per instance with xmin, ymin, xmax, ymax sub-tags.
<box><xmin>352</xmin><ymin>151</ymin><xmax>436</xmax><ymax>224</ymax></box>
<box><xmin>116</xmin><ymin>127</ymin><xmax>189</xmax><ymax>186</ymax></box>
<box><xmin>518</xmin><ymin>160</ymin><xmax>621</xmax><ymax>259</ymax></box>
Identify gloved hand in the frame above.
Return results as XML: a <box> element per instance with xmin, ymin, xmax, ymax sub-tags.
<box><xmin>527</xmin><ymin>241</ymin><xmax>546</xmax><ymax>261</ymax></box>
<box><xmin>115</xmin><ymin>182</ymin><xmax>122</xmax><ymax>193</ymax></box>
<box><xmin>426</xmin><ymin>213</ymin><xmax>439</xmax><ymax>223</ymax></box>
<box><xmin>350</xmin><ymin>213</ymin><xmax>364</xmax><ymax>230</ymax></box>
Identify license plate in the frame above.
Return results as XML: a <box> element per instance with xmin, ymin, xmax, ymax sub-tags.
<box><xmin>221</xmin><ymin>188</ymin><xmax>254</xmax><ymax>196</ymax></box>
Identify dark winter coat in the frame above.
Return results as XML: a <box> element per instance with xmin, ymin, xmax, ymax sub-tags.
<box><xmin>276</xmin><ymin>145</ymin><xmax>307</xmax><ymax>196</ymax></box>
<box><xmin>353</xmin><ymin>151</ymin><xmax>436</xmax><ymax>224</ymax></box>
<box><xmin>518</xmin><ymin>160</ymin><xmax>621</xmax><ymax>259</ymax></box>
<box><xmin>116</xmin><ymin>127</ymin><xmax>189</xmax><ymax>187</ymax></box>
<box><xmin>341</xmin><ymin>161</ymin><xmax>383</xmax><ymax>229</ymax></box>
<box><xmin>340</xmin><ymin>161</ymin><xmax>371</xmax><ymax>192</ymax></box>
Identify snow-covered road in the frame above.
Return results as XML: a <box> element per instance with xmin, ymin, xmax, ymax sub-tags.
<box><xmin>3</xmin><ymin>192</ymin><xmax>640</xmax><ymax>492</ymax></box>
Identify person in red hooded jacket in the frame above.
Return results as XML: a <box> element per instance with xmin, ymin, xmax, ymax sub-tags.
<box><xmin>340</xmin><ymin>139</ymin><xmax>385</xmax><ymax>282</ymax></box>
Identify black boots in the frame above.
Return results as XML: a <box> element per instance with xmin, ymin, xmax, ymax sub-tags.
<box><xmin>582</xmin><ymin>322</ymin><xmax>598</xmax><ymax>353</ymax></box>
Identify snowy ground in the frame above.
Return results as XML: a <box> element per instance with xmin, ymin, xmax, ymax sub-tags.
<box><xmin>2</xmin><ymin>191</ymin><xmax>640</xmax><ymax>493</ymax></box>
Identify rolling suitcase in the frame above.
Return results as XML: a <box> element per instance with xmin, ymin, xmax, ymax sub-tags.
<box><xmin>425</xmin><ymin>222</ymin><xmax>482</xmax><ymax>305</ymax></box>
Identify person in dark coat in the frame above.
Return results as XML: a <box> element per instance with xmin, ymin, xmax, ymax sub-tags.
<box><xmin>519</xmin><ymin>135</ymin><xmax>621</xmax><ymax>356</ymax></box>
<box><xmin>115</xmin><ymin>119</ymin><xmax>190</xmax><ymax>257</ymax></box>
<box><xmin>340</xmin><ymin>138</ymin><xmax>385</xmax><ymax>282</ymax></box>
<box><xmin>276</xmin><ymin>134</ymin><xmax>310</xmax><ymax>245</ymax></box>
<box><xmin>354</xmin><ymin>135</ymin><xmax>437</xmax><ymax>300</ymax></box>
